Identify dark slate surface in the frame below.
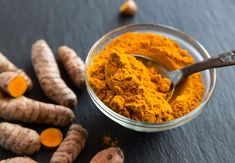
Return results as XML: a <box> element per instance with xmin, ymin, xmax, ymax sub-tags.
<box><xmin>0</xmin><ymin>0</ymin><xmax>234</xmax><ymax>162</ymax></box>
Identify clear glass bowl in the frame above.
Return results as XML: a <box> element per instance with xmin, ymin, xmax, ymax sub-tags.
<box><xmin>85</xmin><ymin>24</ymin><xmax>216</xmax><ymax>132</ymax></box>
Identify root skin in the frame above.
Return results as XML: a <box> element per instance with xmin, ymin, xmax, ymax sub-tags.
<box><xmin>0</xmin><ymin>71</ymin><xmax>28</xmax><ymax>97</ymax></box>
<box><xmin>50</xmin><ymin>124</ymin><xmax>88</xmax><ymax>163</ymax></box>
<box><xmin>0</xmin><ymin>122</ymin><xmax>41</xmax><ymax>155</ymax></box>
<box><xmin>0</xmin><ymin>156</ymin><xmax>38</xmax><ymax>163</ymax></box>
<box><xmin>58</xmin><ymin>46</ymin><xmax>85</xmax><ymax>88</ymax></box>
<box><xmin>31</xmin><ymin>40</ymin><xmax>77</xmax><ymax>109</ymax></box>
<box><xmin>90</xmin><ymin>147</ymin><xmax>124</xmax><ymax>163</ymax></box>
<box><xmin>0</xmin><ymin>53</ymin><xmax>33</xmax><ymax>90</ymax></box>
<box><xmin>0</xmin><ymin>94</ymin><xmax>75</xmax><ymax>127</ymax></box>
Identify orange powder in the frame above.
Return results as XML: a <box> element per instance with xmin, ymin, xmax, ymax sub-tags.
<box><xmin>88</xmin><ymin>32</ymin><xmax>204</xmax><ymax>122</ymax></box>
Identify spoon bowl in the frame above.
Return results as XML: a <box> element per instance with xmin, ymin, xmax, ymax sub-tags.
<box><xmin>133</xmin><ymin>54</ymin><xmax>175</xmax><ymax>101</ymax></box>
<box><xmin>134</xmin><ymin>49</ymin><xmax>235</xmax><ymax>101</ymax></box>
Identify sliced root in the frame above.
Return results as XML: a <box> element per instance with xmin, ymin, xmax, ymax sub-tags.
<box><xmin>0</xmin><ymin>52</ymin><xmax>33</xmax><ymax>90</ymax></box>
<box><xmin>40</xmin><ymin>128</ymin><xmax>63</xmax><ymax>148</ymax></box>
<box><xmin>0</xmin><ymin>71</ymin><xmax>28</xmax><ymax>97</ymax></box>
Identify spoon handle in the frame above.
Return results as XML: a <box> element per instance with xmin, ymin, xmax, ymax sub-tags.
<box><xmin>181</xmin><ymin>50</ymin><xmax>235</xmax><ymax>77</ymax></box>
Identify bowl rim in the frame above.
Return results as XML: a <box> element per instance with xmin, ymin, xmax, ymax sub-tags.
<box><xmin>85</xmin><ymin>23</ymin><xmax>216</xmax><ymax>128</ymax></box>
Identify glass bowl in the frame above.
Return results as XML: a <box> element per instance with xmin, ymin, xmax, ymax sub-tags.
<box><xmin>85</xmin><ymin>24</ymin><xmax>216</xmax><ymax>132</ymax></box>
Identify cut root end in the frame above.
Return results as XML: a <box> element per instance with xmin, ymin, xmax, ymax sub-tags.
<box><xmin>8</xmin><ymin>75</ymin><xmax>28</xmax><ymax>97</ymax></box>
<box><xmin>40</xmin><ymin>128</ymin><xmax>63</xmax><ymax>148</ymax></box>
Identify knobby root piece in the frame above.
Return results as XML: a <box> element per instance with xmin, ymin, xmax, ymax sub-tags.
<box><xmin>31</xmin><ymin>40</ymin><xmax>77</xmax><ymax>109</ymax></box>
<box><xmin>58</xmin><ymin>46</ymin><xmax>85</xmax><ymax>88</ymax></box>
<box><xmin>40</xmin><ymin>128</ymin><xmax>63</xmax><ymax>148</ymax></box>
<box><xmin>0</xmin><ymin>71</ymin><xmax>28</xmax><ymax>97</ymax></box>
<box><xmin>120</xmin><ymin>0</ymin><xmax>138</xmax><ymax>16</ymax></box>
<box><xmin>0</xmin><ymin>122</ymin><xmax>41</xmax><ymax>155</ymax></box>
<box><xmin>90</xmin><ymin>147</ymin><xmax>124</xmax><ymax>163</ymax></box>
<box><xmin>0</xmin><ymin>156</ymin><xmax>38</xmax><ymax>163</ymax></box>
<box><xmin>50</xmin><ymin>124</ymin><xmax>88</xmax><ymax>163</ymax></box>
<box><xmin>0</xmin><ymin>93</ymin><xmax>75</xmax><ymax>127</ymax></box>
<box><xmin>0</xmin><ymin>53</ymin><xmax>33</xmax><ymax>90</ymax></box>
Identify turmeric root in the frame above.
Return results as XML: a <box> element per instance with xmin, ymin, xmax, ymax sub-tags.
<box><xmin>0</xmin><ymin>93</ymin><xmax>75</xmax><ymax>127</ymax></box>
<box><xmin>58</xmin><ymin>46</ymin><xmax>85</xmax><ymax>88</ymax></box>
<box><xmin>90</xmin><ymin>147</ymin><xmax>124</xmax><ymax>163</ymax></box>
<box><xmin>0</xmin><ymin>71</ymin><xmax>28</xmax><ymax>97</ymax></box>
<box><xmin>40</xmin><ymin>128</ymin><xmax>63</xmax><ymax>148</ymax></box>
<box><xmin>0</xmin><ymin>122</ymin><xmax>41</xmax><ymax>155</ymax></box>
<box><xmin>31</xmin><ymin>40</ymin><xmax>77</xmax><ymax>109</ymax></box>
<box><xmin>0</xmin><ymin>156</ymin><xmax>38</xmax><ymax>163</ymax></box>
<box><xmin>50</xmin><ymin>124</ymin><xmax>88</xmax><ymax>163</ymax></box>
<box><xmin>0</xmin><ymin>53</ymin><xmax>33</xmax><ymax>90</ymax></box>
<box><xmin>120</xmin><ymin>0</ymin><xmax>138</xmax><ymax>16</ymax></box>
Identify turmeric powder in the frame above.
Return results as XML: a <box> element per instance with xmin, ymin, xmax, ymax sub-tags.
<box><xmin>103</xmin><ymin>135</ymin><xmax>119</xmax><ymax>147</ymax></box>
<box><xmin>88</xmin><ymin>32</ymin><xmax>204</xmax><ymax>122</ymax></box>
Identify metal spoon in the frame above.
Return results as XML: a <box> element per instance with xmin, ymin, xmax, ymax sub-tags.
<box><xmin>134</xmin><ymin>50</ymin><xmax>235</xmax><ymax>100</ymax></box>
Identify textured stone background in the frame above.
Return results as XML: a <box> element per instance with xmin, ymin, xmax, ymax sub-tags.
<box><xmin>0</xmin><ymin>0</ymin><xmax>234</xmax><ymax>162</ymax></box>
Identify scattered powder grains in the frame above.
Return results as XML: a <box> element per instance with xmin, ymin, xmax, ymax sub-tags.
<box><xmin>103</xmin><ymin>135</ymin><xmax>119</xmax><ymax>147</ymax></box>
<box><xmin>88</xmin><ymin>32</ymin><xmax>204</xmax><ymax>122</ymax></box>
